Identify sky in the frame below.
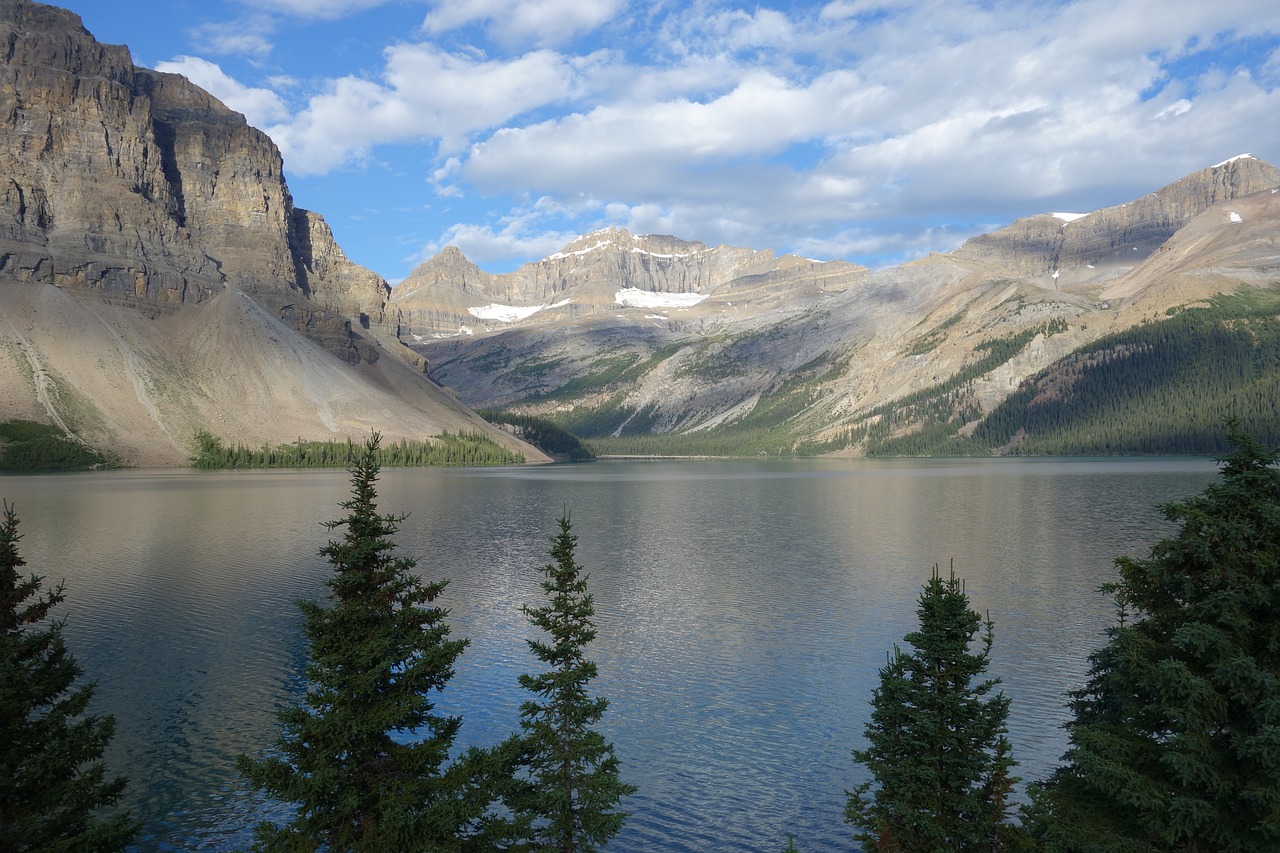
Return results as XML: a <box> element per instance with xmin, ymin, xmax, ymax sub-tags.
<box><xmin>61</xmin><ymin>0</ymin><xmax>1280</xmax><ymax>283</ymax></box>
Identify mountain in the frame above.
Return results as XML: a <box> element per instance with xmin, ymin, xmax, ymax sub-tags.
<box><xmin>403</xmin><ymin>157</ymin><xmax>1280</xmax><ymax>455</ymax></box>
<box><xmin>0</xmin><ymin>0</ymin><xmax>544</xmax><ymax>465</ymax></box>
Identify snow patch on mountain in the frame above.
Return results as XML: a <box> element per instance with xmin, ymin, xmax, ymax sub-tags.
<box><xmin>615</xmin><ymin>288</ymin><xmax>707</xmax><ymax>309</ymax></box>
<box><xmin>1213</xmin><ymin>153</ymin><xmax>1255</xmax><ymax>168</ymax></box>
<box><xmin>468</xmin><ymin>299</ymin><xmax>571</xmax><ymax>322</ymax></box>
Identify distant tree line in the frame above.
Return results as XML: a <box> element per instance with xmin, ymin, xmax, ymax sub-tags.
<box><xmin>190</xmin><ymin>430</ymin><xmax>523</xmax><ymax>469</ymax></box>
<box><xmin>0</xmin><ymin>419</ymin><xmax>117</xmax><ymax>471</ymax></box>
<box><xmin>478</xmin><ymin>411</ymin><xmax>596</xmax><ymax>461</ymax></box>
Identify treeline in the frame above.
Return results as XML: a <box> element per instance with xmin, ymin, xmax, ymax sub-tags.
<box><xmin>478</xmin><ymin>410</ymin><xmax>596</xmax><ymax>461</ymax></box>
<box><xmin>190</xmin><ymin>430</ymin><xmax>523</xmax><ymax>468</ymax></box>
<box><xmin>0</xmin><ymin>419</ymin><xmax>117</xmax><ymax>471</ymax></box>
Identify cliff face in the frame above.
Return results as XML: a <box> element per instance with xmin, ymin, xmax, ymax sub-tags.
<box><xmin>0</xmin><ymin>0</ymin><xmax>392</xmax><ymax>362</ymax></box>
<box><xmin>0</xmin><ymin>0</ymin><xmax>542</xmax><ymax>464</ymax></box>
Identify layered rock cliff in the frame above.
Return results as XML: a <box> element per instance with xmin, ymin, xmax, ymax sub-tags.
<box><xmin>0</xmin><ymin>0</ymin><xmax>394</xmax><ymax>363</ymax></box>
<box><xmin>0</xmin><ymin>0</ymin><xmax>541</xmax><ymax>464</ymax></box>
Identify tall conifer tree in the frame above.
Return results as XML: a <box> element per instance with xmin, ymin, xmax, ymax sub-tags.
<box><xmin>0</xmin><ymin>501</ymin><xmax>136</xmax><ymax>852</ymax></box>
<box><xmin>1030</xmin><ymin>423</ymin><xmax>1280</xmax><ymax>851</ymax></box>
<box><xmin>847</xmin><ymin>565</ymin><xmax>1023</xmax><ymax>852</ymax></box>
<box><xmin>512</xmin><ymin>513</ymin><xmax>634</xmax><ymax>852</ymax></box>
<box><xmin>238</xmin><ymin>434</ymin><xmax>493</xmax><ymax>851</ymax></box>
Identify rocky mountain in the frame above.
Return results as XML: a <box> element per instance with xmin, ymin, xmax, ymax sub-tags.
<box><xmin>404</xmin><ymin>156</ymin><xmax>1280</xmax><ymax>454</ymax></box>
<box><xmin>391</xmin><ymin>227</ymin><xmax>865</xmax><ymax>343</ymax></box>
<box><xmin>0</xmin><ymin>0</ymin><xmax>542</xmax><ymax>464</ymax></box>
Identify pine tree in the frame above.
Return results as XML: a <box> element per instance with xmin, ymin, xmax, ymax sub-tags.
<box><xmin>1029</xmin><ymin>422</ymin><xmax>1280</xmax><ymax>851</ymax></box>
<box><xmin>0</xmin><ymin>501</ymin><xmax>136</xmax><ymax>852</ymax></box>
<box><xmin>237</xmin><ymin>434</ymin><xmax>494</xmax><ymax>851</ymax></box>
<box><xmin>511</xmin><ymin>513</ymin><xmax>634</xmax><ymax>852</ymax></box>
<box><xmin>846</xmin><ymin>565</ymin><xmax>1023</xmax><ymax>852</ymax></box>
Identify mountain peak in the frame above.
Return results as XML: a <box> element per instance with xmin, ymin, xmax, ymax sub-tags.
<box><xmin>1212</xmin><ymin>153</ymin><xmax>1256</xmax><ymax>169</ymax></box>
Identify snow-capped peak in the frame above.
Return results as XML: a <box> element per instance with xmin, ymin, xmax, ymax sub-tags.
<box><xmin>1212</xmin><ymin>153</ymin><xmax>1255</xmax><ymax>169</ymax></box>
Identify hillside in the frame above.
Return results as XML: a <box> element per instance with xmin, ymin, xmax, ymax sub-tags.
<box><xmin>0</xmin><ymin>0</ymin><xmax>545</xmax><ymax>465</ymax></box>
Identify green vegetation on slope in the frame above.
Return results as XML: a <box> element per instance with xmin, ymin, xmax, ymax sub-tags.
<box><xmin>0</xmin><ymin>420</ymin><xmax>118</xmax><ymax>471</ymax></box>
<box><xmin>971</xmin><ymin>291</ymin><xmax>1280</xmax><ymax>455</ymax></box>
<box><xmin>190</xmin><ymin>431</ymin><xmax>523</xmax><ymax>469</ymax></box>
<box><xmin>478</xmin><ymin>411</ymin><xmax>595</xmax><ymax>461</ymax></box>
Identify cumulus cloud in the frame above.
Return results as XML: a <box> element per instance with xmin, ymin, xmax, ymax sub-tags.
<box><xmin>268</xmin><ymin>44</ymin><xmax>596</xmax><ymax>174</ymax></box>
<box><xmin>426</xmin><ymin>0</ymin><xmax>1280</xmax><ymax>266</ymax></box>
<box><xmin>154</xmin><ymin>56</ymin><xmax>291</xmax><ymax>126</ymax></box>
<box><xmin>416</xmin><ymin>218</ymin><xmax>580</xmax><ymax>266</ymax></box>
<box><xmin>173</xmin><ymin>0</ymin><xmax>1280</xmax><ymax>274</ymax></box>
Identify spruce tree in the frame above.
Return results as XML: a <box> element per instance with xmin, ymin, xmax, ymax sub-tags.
<box><xmin>237</xmin><ymin>434</ymin><xmax>492</xmax><ymax>851</ymax></box>
<box><xmin>0</xmin><ymin>501</ymin><xmax>136</xmax><ymax>852</ymax></box>
<box><xmin>846</xmin><ymin>565</ymin><xmax>1023</xmax><ymax>852</ymax></box>
<box><xmin>1029</xmin><ymin>423</ymin><xmax>1280</xmax><ymax>851</ymax></box>
<box><xmin>511</xmin><ymin>513</ymin><xmax>634</xmax><ymax>852</ymax></box>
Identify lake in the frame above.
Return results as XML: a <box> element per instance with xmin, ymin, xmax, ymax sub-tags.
<box><xmin>0</xmin><ymin>457</ymin><xmax>1219</xmax><ymax>851</ymax></box>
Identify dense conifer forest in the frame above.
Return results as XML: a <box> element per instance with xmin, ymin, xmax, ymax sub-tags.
<box><xmin>0</xmin><ymin>420</ymin><xmax>118</xmax><ymax>471</ymax></box>
<box><xmin>189</xmin><ymin>431</ymin><xmax>524</xmax><ymax>468</ymax></box>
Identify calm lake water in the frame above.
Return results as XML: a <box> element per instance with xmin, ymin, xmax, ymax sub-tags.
<box><xmin>1</xmin><ymin>457</ymin><xmax>1218</xmax><ymax>851</ymax></box>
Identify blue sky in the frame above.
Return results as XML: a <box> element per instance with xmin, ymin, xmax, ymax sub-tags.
<box><xmin>63</xmin><ymin>0</ymin><xmax>1280</xmax><ymax>282</ymax></box>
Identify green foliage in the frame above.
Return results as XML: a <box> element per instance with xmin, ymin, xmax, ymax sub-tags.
<box><xmin>971</xmin><ymin>292</ymin><xmax>1280</xmax><ymax>455</ymax></box>
<box><xmin>190</xmin><ymin>430</ymin><xmax>522</xmax><ymax>469</ymax></box>
<box><xmin>509</xmin><ymin>514</ymin><xmax>634</xmax><ymax>852</ymax></box>
<box><xmin>478</xmin><ymin>412</ymin><xmax>595</xmax><ymax>462</ymax></box>
<box><xmin>0</xmin><ymin>501</ymin><xmax>137</xmax><ymax>852</ymax></box>
<box><xmin>0</xmin><ymin>420</ymin><xmax>116</xmax><ymax>471</ymax></box>
<box><xmin>236</xmin><ymin>435</ymin><xmax>503</xmax><ymax>851</ymax></box>
<box><xmin>1028</xmin><ymin>422</ymin><xmax>1280</xmax><ymax>852</ymax></box>
<box><xmin>847</xmin><ymin>566</ymin><xmax>1025</xmax><ymax>852</ymax></box>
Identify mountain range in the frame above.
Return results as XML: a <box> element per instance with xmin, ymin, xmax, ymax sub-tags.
<box><xmin>399</xmin><ymin>156</ymin><xmax>1280</xmax><ymax>455</ymax></box>
<box><xmin>2</xmin><ymin>0</ymin><xmax>1278</xmax><ymax>464</ymax></box>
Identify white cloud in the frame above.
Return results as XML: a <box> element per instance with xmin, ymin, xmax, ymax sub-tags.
<box><xmin>269</xmin><ymin>44</ymin><xmax>592</xmax><ymax>173</ymax></box>
<box><xmin>162</xmin><ymin>0</ymin><xmax>1279</xmax><ymax>275</ymax></box>
<box><xmin>422</xmin><ymin>0</ymin><xmax>625</xmax><ymax>47</ymax></box>
<box><xmin>415</xmin><ymin>218</ymin><xmax>581</xmax><ymax>267</ymax></box>
<box><xmin>154</xmin><ymin>56</ymin><xmax>291</xmax><ymax>126</ymax></box>
<box><xmin>246</xmin><ymin>0</ymin><xmax>395</xmax><ymax>20</ymax></box>
<box><xmin>190</xmin><ymin>18</ymin><xmax>275</xmax><ymax>59</ymax></box>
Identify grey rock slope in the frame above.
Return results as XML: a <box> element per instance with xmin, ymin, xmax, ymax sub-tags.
<box><xmin>406</xmin><ymin>157</ymin><xmax>1280</xmax><ymax>451</ymax></box>
<box><xmin>0</xmin><ymin>0</ymin><xmax>542</xmax><ymax>464</ymax></box>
